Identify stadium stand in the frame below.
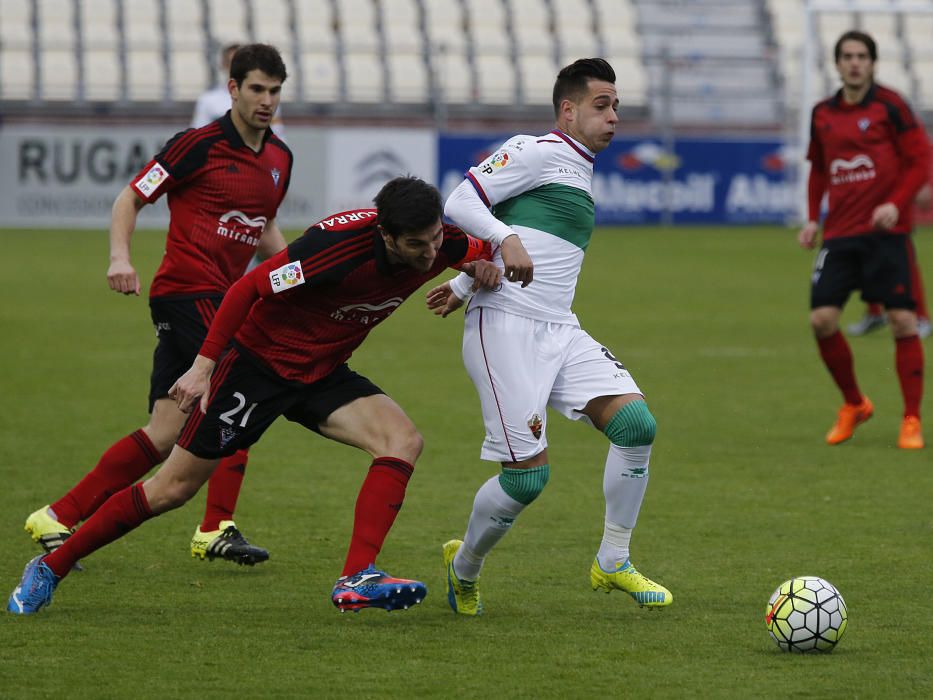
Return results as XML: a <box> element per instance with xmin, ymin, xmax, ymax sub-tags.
<box><xmin>2</xmin><ymin>0</ymin><xmax>932</xmax><ymax>126</ymax></box>
<box><xmin>768</xmin><ymin>0</ymin><xmax>925</xmax><ymax>109</ymax></box>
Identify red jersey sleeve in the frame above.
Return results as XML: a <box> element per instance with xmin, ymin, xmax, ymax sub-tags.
<box><xmin>129</xmin><ymin>124</ymin><xmax>222</xmax><ymax>203</ymax></box>
<box><xmin>888</xmin><ymin>126</ymin><xmax>931</xmax><ymax>212</ymax></box>
<box><xmin>806</xmin><ymin>106</ymin><xmax>828</xmax><ymax>222</ymax></box>
<box><xmin>198</xmin><ymin>260</ymin><xmax>276</xmax><ymax>361</ymax></box>
<box><xmin>439</xmin><ymin>224</ymin><xmax>494</xmax><ymax>269</ymax></box>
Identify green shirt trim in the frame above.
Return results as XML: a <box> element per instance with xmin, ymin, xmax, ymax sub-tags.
<box><xmin>493</xmin><ymin>183</ymin><xmax>594</xmax><ymax>251</ymax></box>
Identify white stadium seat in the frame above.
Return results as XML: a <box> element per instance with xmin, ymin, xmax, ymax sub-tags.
<box><xmin>344</xmin><ymin>50</ymin><xmax>385</xmax><ymax>102</ymax></box>
<box><xmin>295</xmin><ymin>0</ymin><xmax>338</xmax><ymax>51</ymax></box>
<box><xmin>206</xmin><ymin>0</ymin><xmax>250</xmax><ymax>44</ymax></box>
<box><xmin>127</xmin><ymin>48</ymin><xmax>166</xmax><ymax>101</ymax></box>
<box><xmin>387</xmin><ymin>52</ymin><xmax>429</xmax><ymax>103</ymax></box>
<box><xmin>84</xmin><ymin>48</ymin><xmax>122</xmax><ymax>101</ymax></box>
<box><xmin>336</xmin><ymin>0</ymin><xmax>379</xmax><ymax>52</ymax></box>
<box><xmin>0</xmin><ymin>48</ymin><xmax>35</xmax><ymax>99</ymax></box>
<box><xmin>518</xmin><ymin>53</ymin><xmax>558</xmax><ymax>106</ymax></box>
<box><xmin>41</xmin><ymin>49</ymin><xmax>78</xmax><ymax>100</ymax></box>
<box><xmin>301</xmin><ymin>50</ymin><xmax>340</xmax><ymax>102</ymax></box>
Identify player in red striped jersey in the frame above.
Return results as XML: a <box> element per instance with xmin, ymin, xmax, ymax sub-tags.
<box><xmin>8</xmin><ymin>177</ymin><xmax>503</xmax><ymax>615</ymax></box>
<box><xmin>22</xmin><ymin>44</ymin><xmax>293</xmax><ymax>568</ymax></box>
<box><xmin>798</xmin><ymin>30</ymin><xmax>930</xmax><ymax>449</ymax></box>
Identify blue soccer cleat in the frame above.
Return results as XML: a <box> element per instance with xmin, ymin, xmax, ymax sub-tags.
<box><xmin>331</xmin><ymin>564</ymin><xmax>427</xmax><ymax>612</ymax></box>
<box><xmin>7</xmin><ymin>555</ymin><xmax>60</xmax><ymax>615</ymax></box>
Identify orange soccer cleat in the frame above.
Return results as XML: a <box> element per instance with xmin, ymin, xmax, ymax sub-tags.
<box><xmin>826</xmin><ymin>397</ymin><xmax>874</xmax><ymax>445</ymax></box>
<box><xmin>897</xmin><ymin>416</ymin><xmax>924</xmax><ymax>450</ymax></box>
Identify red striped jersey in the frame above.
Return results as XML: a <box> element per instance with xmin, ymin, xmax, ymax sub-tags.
<box><xmin>806</xmin><ymin>83</ymin><xmax>931</xmax><ymax>239</ymax></box>
<box><xmin>129</xmin><ymin>112</ymin><xmax>293</xmax><ymax>298</ymax></box>
<box><xmin>200</xmin><ymin>210</ymin><xmax>491</xmax><ymax>384</ymax></box>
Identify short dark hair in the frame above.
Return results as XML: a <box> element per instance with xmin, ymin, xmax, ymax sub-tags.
<box><xmin>834</xmin><ymin>30</ymin><xmax>877</xmax><ymax>62</ymax></box>
<box><xmin>229</xmin><ymin>43</ymin><xmax>288</xmax><ymax>85</ymax></box>
<box><xmin>374</xmin><ymin>177</ymin><xmax>442</xmax><ymax>238</ymax></box>
<box><xmin>552</xmin><ymin>58</ymin><xmax>616</xmax><ymax>116</ymax></box>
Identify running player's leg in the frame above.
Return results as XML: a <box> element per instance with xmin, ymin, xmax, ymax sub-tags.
<box><xmin>907</xmin><ymin>235</ymin><xmax>929</xmax><ymax>328</ymax></box>
<box><xmin>9</xmin><ymin>445</ymin><xmax>219</xmax><ymax>614</ymax></box>
<box><xmin>549</xmin><ymin>330</ymin><xmax>670</xmax><ymax>607</ymax></box>
<box><xmin>309</xmin><ymin>371</ymin><xmax>427</xmax><ymax>611</ymax></box>
<box><xmin>444</xmin><ymin>309</ymin><xmax>555</xmax><ymax>614</ymax></box>
<box><xmin>811</xmin><ymin>239</ymin><xmax>874</xmax><ymax>444</ymax></box>
<box><xmin>28</xmin><ymin>299</ymin><xmax>196</xmax><ymax>551</ymax></box>
<box><xmin>191</xmin><ymin>299</ymin><xmax>265</xmax><ymax>561</ymax></box>
<box><xmin>874</xmin><ymin>236</ymin><xmax>924</xmax><ymax>448</ymax></box>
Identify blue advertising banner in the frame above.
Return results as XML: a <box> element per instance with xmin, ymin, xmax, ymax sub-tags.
<box><xmin>437</xmin><ymin>133</ymin><xmax>796</xmax><ymax>225</ymax></box>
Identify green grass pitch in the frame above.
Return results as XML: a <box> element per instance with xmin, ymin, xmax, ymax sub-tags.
<box><xmin>0</xmin><ymin>226</ymin><xmax>930</xmax><ymax>698</ymax></box>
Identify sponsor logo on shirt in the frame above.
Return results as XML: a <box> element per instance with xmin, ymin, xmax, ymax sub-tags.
<box><xmin>330</xmin><ymin>297</ymin><xmax>404</xmax><ymax>325</ymax></box>
<box><xmin>857</xmin><ymin>118</ymin><xmax>871</xmax><ymax>131</ymax></box>
<box><xmin>216</xmin><ymin>210</ymin><xmax>268</xmax><ymax>246</ymax></box>
<box><xmin>269</xmin><ymin>261</ymin><xmax>305</xmax><ymax>293</ymax></box>
<box><xmin>829</xmin><ymin>154</ymin><xmax>876</xmax><ymax>185</ymax></box>
<box><xmin>134</xmin><ymin>163</ymin><xmax>168</xmax><ymax>197</ymax></box>
<box><xmin>480</xmin><ymin>150</ymin><xmax>511</xmax><ymax>175</ymax></box>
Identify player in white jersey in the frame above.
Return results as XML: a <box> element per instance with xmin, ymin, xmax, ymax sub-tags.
<box><xmin>428</xmin><ymin>58</ymin><xmax>672</xmax><ymax>615</ymax></box>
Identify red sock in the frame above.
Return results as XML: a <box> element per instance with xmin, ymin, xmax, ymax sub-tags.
<box><xmin>895</xmin><ymin>335</ymin><xmax>924</xmax><ymax>418</ymax></box>
<box><xmin>909</xmin><ymin>256</ymin><xmax>928</xmax><ymax>320</ymax></box>
<box><xmin>817</xmin><ymin>331</ymin><xmax>863</xmax><ymax>405</ymax></box>
<box><xmin>51</xmin><ymin>429</ymin><xmax>162</xmax><ymax>528</ymax></box>
<box><xmin>341</xmin><ymin>457</ymin><xmax>414</xmax><ymax>576</ymax></box>
<box><xmin>45</xmin><ymin>483</ymin><xmax>152</xmax><ymax>579</ymax></box>
<box><xmin>867</xmin><ymin>303</ymin><xmax>883</xmax><ymax>316</ymax></box>
<box><xmin>200</xmin><ymin>449</ymin><xmax>249</xmax><ymax>531</ymax></box>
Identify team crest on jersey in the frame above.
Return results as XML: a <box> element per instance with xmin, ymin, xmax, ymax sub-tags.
<box><xmin>857</xmin><ymin>118</ymin><xmax>871</xmax><ymax>131</ymax></box>
<box><xmin>271</xmin><ymin>167</ymin><xmax>281</xmax><ymax>187</ymax></box>
<box><xmin>527</xmin><ymin>413</ymin><xmax>543</xmax><ymax>440</ymax></box>
<box><xmin>134</xmin><ymin>163</ymin><xmax>168</xmax><ymax>196</ymax></box>
<box><xmin>269</xmin><ymin>261</ymin><xmax>305</xmax><ymax>293</ymax></box>
<box><xmin>220</xmin><ymin>427</ymin><xmax>238</xmax><ymax>449</ymax></box>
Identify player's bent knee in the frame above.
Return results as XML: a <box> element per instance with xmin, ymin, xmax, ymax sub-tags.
<box><xmin>604</xmin><ymin>400</ymin><xmax>656</xmax><ymax>447</ymax></box>
<box><xmin>383</xmin><ymin>426</ymin><xmax>423</xmax><ymax>463</ymax></box>
<box><xmin>499</xmin><ymin>464</ymin><xmax>550</xmax><ymax>505</ymax></box>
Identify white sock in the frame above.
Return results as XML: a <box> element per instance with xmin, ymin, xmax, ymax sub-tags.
<box><xmin>454</xmin><ymin>475</ymin><xmax>526</xmax><ymax>581</ymax></box>
<box><xmin>598</xmin><ymin>444</ymin><xmax>651</xmax><ymax>569</ymax></box>
<box><xmin>597</xmin><ymin>520</ymin><xmax>632</xmax><ymax>571</ymax></box>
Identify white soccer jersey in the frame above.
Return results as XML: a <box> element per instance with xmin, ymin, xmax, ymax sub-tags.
<box><xmin>462</xmin><ymin>130</ymin><xmax>596</xmax><ymax>325</ymax></box>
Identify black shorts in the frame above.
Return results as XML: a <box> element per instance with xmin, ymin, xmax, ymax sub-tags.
<box><xmin>148</xmin><ymin>296</ymin><xmax>224</xmax><ymax>412</ymax></box>
<box><xmin>177</xmin><ymin>347</ymin><xmax>385</xmax><ymax>459</ymax></box>
<box><xmin>810</xmin><ymin>234</ymin><xmax>917</xmax><ymax>311</ymax></box>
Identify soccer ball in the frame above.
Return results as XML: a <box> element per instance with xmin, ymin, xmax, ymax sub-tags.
<box><xmin>765</xmin><ymin>576</ymin><xmax>848</xmax><ymax>653</ymax></box>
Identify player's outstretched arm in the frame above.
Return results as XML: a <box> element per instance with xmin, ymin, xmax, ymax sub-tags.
<box><xmin>426</xmin><ymin>282</ymin><xmax>464</xmax><ymax>318</ymax></box>
<box><xmin>427</xmin><ymin>260</ymin><xmax>501</xmax><ymax>318</ymax></box>
<box><xmin>108</xmin><ymin>186</ymin><xmax>147</xmax><ymax>295</ymax></box>
<box><xmin>445</xmin><ymin>179</ymin><xmax>533</xmax><ymax>286</ymax></box>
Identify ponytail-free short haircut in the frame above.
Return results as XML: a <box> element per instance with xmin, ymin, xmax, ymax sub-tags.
<box><xmin>229</xmin><ymin>43</ymin><xmax>288</xmax><ymax>85</ymax></box>
<box><xmin>374</xmin><ymin>177</ymin><xmax>443</xmax><ymax>238</ymax></box>
<box><xmin>552</xmin><ymin>58</ymin><xmax>616</xmax><ymax>116</ymax></box>
<box><xmin>834</xmin><ymin>30</ymin><xmax>877</xmax><ymax>62</ymax></box>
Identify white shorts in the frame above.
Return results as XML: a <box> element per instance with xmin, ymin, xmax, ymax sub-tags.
<box><xmin>463</xmin><ymin>306</ymin><xmax>642</xmax><ymax>463</ymax></box>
